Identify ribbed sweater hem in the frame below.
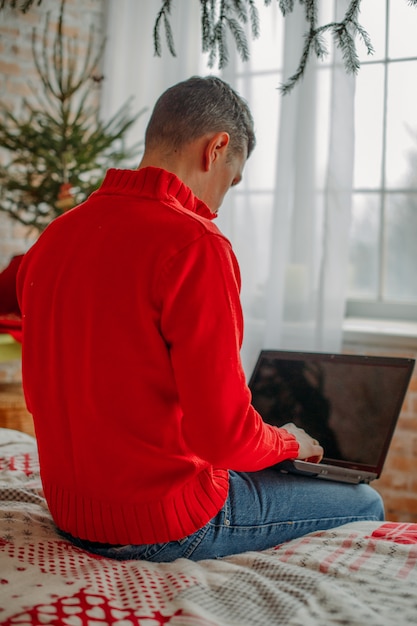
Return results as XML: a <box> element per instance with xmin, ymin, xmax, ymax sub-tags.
<box><xmin>45</xmin><ymin>468</ymin><xmax>229</xmax><ymax>545</ymax></box>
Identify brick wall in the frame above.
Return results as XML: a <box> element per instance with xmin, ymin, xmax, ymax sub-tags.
<box><xmin>343</xmin><ymin>338</ymin><xmax>417</xmax><ymax>523</ymax></box>
<box><xmin>0</xmin><ymin>0</ymin><xmax>105</xmax><ymax>268</ymax></box>
<box><xmin>0</xmin><ymin>350</ymin><xmax>21</xmax><ymax>383</ymax></box>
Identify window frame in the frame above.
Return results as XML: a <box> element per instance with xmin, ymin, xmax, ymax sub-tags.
<box><xmin>346</xmin><ymin>0</ymin><xmax>417</xmax><ymax>322</ymax></box>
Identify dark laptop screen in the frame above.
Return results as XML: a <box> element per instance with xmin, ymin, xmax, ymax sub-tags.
<box><xmin>249</xmin><ymin>350</ymin><xmax>415</xmax><ymax>469</ymax></box>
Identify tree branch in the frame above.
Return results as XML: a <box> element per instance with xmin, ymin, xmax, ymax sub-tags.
<box><xmin>1</xmin><ymin>0</ymin><xmax>417</xmax><ymax>94</ymax></box>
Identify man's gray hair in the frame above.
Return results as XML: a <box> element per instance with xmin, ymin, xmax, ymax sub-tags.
<box><xmin>145</xmin><ymin>76</ymin><xmax>256</xmax><ymax>158</ymax></box>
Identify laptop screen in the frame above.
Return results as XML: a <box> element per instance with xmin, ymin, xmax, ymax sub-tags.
<box><xmin>249</xmin><ymin>350</ymin><xmax>415</xmax><ymax>471</ymax></box>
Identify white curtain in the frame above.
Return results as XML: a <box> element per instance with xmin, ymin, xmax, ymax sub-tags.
<box><xmin>100</xmin><ymin>0</ymin><xmax>206</xmax><ymax>152</ymax></box>
<box><xmin>101</xmin><ymin>0</ymin><xmax>355</xmax><ymax>377</ymax></box>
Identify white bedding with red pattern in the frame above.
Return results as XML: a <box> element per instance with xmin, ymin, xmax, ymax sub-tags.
<box><xmin>1</xmin><ymin>428</ymin><xmax>416</xmax><ymax>626</ymax></box>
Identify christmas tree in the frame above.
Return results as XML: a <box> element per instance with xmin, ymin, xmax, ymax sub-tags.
<box><xmin>0</xmin><ymin>0</ymin><xmax>145</xmax><ymax>232</ymax></box>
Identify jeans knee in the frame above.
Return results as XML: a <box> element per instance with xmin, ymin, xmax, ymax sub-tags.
<box><xmin>366</xmin><ymin>486</ymin><xmax>385</xmax><ymax>521</ymax></box>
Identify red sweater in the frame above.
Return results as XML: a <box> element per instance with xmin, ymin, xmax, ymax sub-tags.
<box><xmin>17</xmin><ymin>168</ymin><xmax>299</xmax><ymax>545</ymax></box>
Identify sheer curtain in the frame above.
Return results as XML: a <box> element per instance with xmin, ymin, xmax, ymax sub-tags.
<box><xmin>272</xmin><ymin>2</ymin><xmax>355</xmax><ymax>356</ymax></box>
<box><xmin>218</xmin><ymin>0</ymin><xmax>355</xmax><ymax>374</ymax></box>
<box><xmin>101</xmin><ymin>0</ymin><xmax>355</xmax><ymax>377</ymax></box>
<box><xmin>100</xmin><ymin>0</ymin><xmax>206</xmax><ymax>153</ymax></box>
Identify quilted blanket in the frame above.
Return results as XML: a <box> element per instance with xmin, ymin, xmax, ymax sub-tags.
<box><xmin>0</xmin><ymin>428</ymin><xmax>416</xmax><ymax>626</ymax></box>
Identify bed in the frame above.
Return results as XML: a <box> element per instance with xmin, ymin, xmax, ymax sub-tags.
<box><xmin>1</xmin><ymin>427</ymin><xmax>416</xmax><ymax>626</ymax></box>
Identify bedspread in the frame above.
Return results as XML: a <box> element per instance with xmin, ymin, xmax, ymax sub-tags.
<box><xmin>0</xmin><ymin>428</ymin><xmax>416</xmax><ymax>626</ymax></box>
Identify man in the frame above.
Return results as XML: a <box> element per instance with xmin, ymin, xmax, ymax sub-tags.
<box><xmin>17</xmin><ymin>76</ymin><xmax>383</xmax><ymax>562</ymax></box>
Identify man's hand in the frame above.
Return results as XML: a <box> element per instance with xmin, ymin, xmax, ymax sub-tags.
<box><xmin>281</xmin><ymin>422</ymin><xmax>324</xmax><ymax>464</ymax></box>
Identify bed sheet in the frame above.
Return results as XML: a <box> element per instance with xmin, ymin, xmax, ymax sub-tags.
<box><xmin>1</xmin><ymin>428</ymin><xmax>416</xmax><ymax>626</ymax></box>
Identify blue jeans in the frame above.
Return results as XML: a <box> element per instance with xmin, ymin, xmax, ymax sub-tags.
<box><xmin>62</xmin><ymin>469</ymin><xmax>384</xmax><ymax>562</ymax></box>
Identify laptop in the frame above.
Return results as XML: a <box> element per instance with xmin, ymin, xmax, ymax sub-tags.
<box><xmin>248</xmin><ymin>350</ymin><xmax>415</xmax><ymax>484</ymax></box>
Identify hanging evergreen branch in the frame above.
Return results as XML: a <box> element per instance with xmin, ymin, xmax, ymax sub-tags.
<box><xmin>213</xmin><ymin>2</ymin><xmax>255</xmax><ymax>68</ymax></box>
<box><xmin>153</xmin><ymin>0</ymin><xmax>177</xmax><ymax>58</ymax></box>
<box><xmin>280</xmin><ymin>0</ymin><xmax>374</xmax><ymax>93</ymax></box>
<box><xmin>0</xmin><ymin>0</ymin><xmax>40</xmax><ymax>11</ymax></box>
<box><xmin>201</xmin><ymin>0</ymin><xmax>214</xmax><ymax>53</ymax></box>
<box><xmin>154</xmin><ymin>0</ymin><xmax>259</xmax><ymax>69</ymax></box>
<box><xmin>2</xmin><ymin>0</ymin><xmax>417</xmax><ymax>93</ymax></box>
<box><xmin>152</xmin><ymin>0</ymin><xmax>375</xmax><ymax>87</ymax></box>
<box><xmin>276</xmin><ymin>1</ymin><xmax>295</xmax><ymax>17</ymax></box>
<box><xmin>0</xmin><ymin>0</ymin><xmax>146</xmax><ymax>232</ymax></box>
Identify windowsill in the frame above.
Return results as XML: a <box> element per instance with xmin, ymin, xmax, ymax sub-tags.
<box><xmin>343</xmin><ymin>317</ymin><xmax>417</xmax><ymax>351</ymax></box>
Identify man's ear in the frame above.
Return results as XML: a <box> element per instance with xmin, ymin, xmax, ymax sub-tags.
<box><xmin>203</xmin><ymin>132</ymin><xmax>230</xmax><ymax>171</ymax></box>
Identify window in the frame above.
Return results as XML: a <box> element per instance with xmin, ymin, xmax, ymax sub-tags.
<box><xmin>347</xmin><ymin>0</ymin><xmax>417</xmax><ymax>321</ymax></box>
<box><xmin>219</xmin><ymin>0</ymin><xmax>417</xmax><ymax>338</ymax></box>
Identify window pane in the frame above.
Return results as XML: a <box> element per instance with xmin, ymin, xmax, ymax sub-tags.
<box><xmin>384</xmin><ymin>193</ymin><xmax>417</xmax><ymax>301</ymax></box>
<box><xmin>385</xmin><ymin>60</ymin><xmax>417</xmax><ymax>188</ymax></box>
<box><xmin>357</xmin><ymin>0</ymin><xmax>387</xmax><ymax>62</ymax></box>
<box><xmin>353</xmin><ymin>64</ymin><xmax>384</xmax><ymax>188</ymax></box>
<box><xmin>389</xmin><ymin>0</ymin><xmax>417</xmax><ymax>59</ymax></box>
<box><xmin>348</xmin><ymin>194</ymin><xmax>381</xmax><ymax>299</ymax></box>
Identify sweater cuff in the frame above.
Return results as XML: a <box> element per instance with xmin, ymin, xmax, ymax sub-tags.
<box><xmin>277</xmin><ymin>427</ymin><xmax>300</xmax><ymax>459</ymax></box>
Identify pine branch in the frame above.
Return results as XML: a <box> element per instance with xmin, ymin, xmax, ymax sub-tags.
<box><xmin>227</xmin><ymin>17</ymin><xmax>250</xmax><ymax>61</ymax></box>
<box><xmin>216</xmin><ymin>4</ymin><xmax>229</xmax><ymax>68</ymax></box>
<box><xmin>0</xmin><ymin>0</ymin><xmax>40</xmax><ymax>11</ymax></box>
<box><xmin>279</xmin><ymin>0</ymin><xmax>374</xmax><ymax>93</ymax></box>
<box><xmin>153</xmin><ymin>0</ymin><xmax>259</xmax><ymax>69</ymax></box>
<box><xmin>279</xmin><ymin>0</ymin><xmax>320</xmax><ymax>95</ymax></box>
<box><xmin>206</xmin><ymin>0</ymin><xmax>258</xmax><ymax>68</ymax></box>
<box><xmin>231</xmin><ymin>0</ymin><xmax>250</xmax><ymax>24</ymax></box>
<box><xmin>3</xmin><ymin>0</ymin><xmax>417</xmax><ymax>96</ymax></box>
<box><xmin>277</xmin><ymin>0</ymin><xmax>295</xmax><ymax>17</ymax></box>
<box><xmin>153</xmin><ymin>0</ymin><xmax>177</xmax><ymax>57</ymax></box>
<box><xmin>279</xmin><ymin>29</ymin><xmax>314</xmax><ymax>95</ymax></box>
<box><xmin>335</xmin><ymin>23</ymin><xmax>361</xmax><ymax>73</ymax></box>
<box><xmin>247</xmin><ymin>0</ymin><xmax>260</xmax><ymax>37</ymax></box>
<box><xmin>201</xmin><ymin>0</ymin><xmax>213</xmax><ymax>52</ymax></box>
<box><xmin>303</xmin><ymin>0</ymin><xmax>318</xmax><ymax>24</ymax></box>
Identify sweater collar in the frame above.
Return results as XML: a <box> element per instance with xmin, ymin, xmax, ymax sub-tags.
<box><xmin>100</xmin><ymin>167</ymin><xmax>217</xmax><ymax>221</ymax></box>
